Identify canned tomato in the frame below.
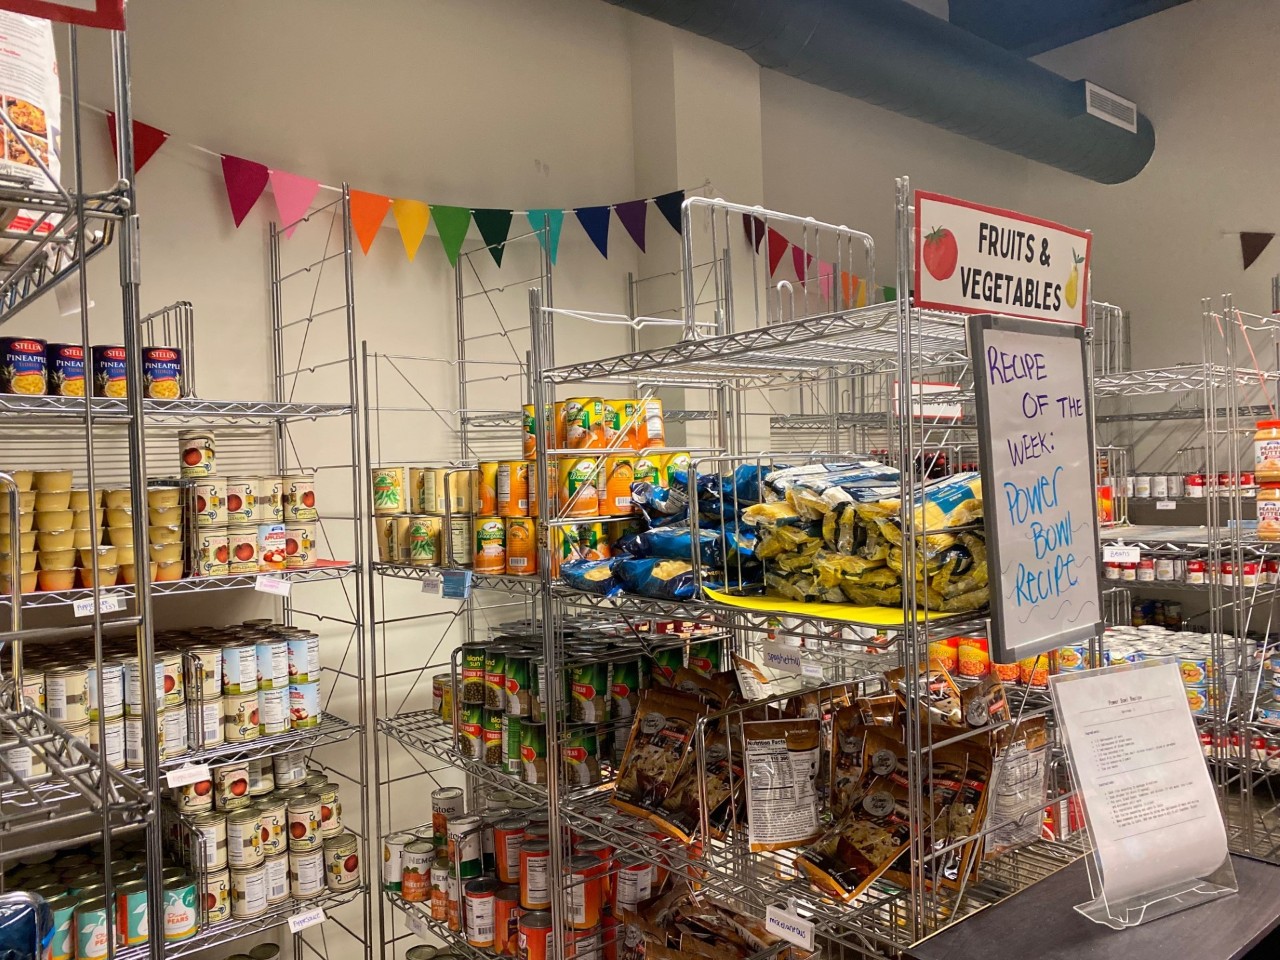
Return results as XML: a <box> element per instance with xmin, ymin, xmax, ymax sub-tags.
<box><xmin>287</xmin><ymin>792</ymin><xmax>323</xmax><ymax>851</ymax></box>
<box><xmin>226</xmin><ymin>478</ymin><xmax>258</xmax><ymax>525</ymax></box>
<box><xmin>46</xmin><ymin>665</ymin><xmax>88</xmax><ymax>724</ymax></box>
<box><xmin>449</xmin><ymin>815</ymin><xmax>484</xmax><ymax>880</ymax></box>
<box><xmin>613</xmin><ymin>854</ymin><xmax>652</xmax><ymax>913</ymax></box>
<box><xmin>283</xmin><ymin>472</ymin><xmax>318</xmax><ymax>521</ymax></box>
<box><xmin>519</xmin><ymin>840</ymin><xmax>551</xmax><ymax>910</ymax></box>
<box><xmin>214</xmin><ymin>761</ymin><xmax>252</xmax><ymax>811</ymax></box>
<box><xmin>401</xmin><ymin>840</ymin><xmax>434</xmax><ymax>902</ymax></box>
<box><xmin>46</xmin><ymin>342</ymin><xmax>84</xmax><ymax>397</ymax></box>
<box><xmin>87</xmin><ymin>715</ymin><xmax>124</xmax><ymax>768</ymax></box>
<box><xmin>179</xmin><ymin>432</ymin><xmax>216</xmax><ymax>481</ymax></box>
<box><xmin>142</xmin><ymin>346</ymin><xmax>183</xmax><ymax>399</ymax></box>
<box><xmin>518</xmin><ymin>911</ymin><xmax>553</xmax><ymax>960</ymax></box>
<box><xmin>474</xmin><ymin>517</ymin><xmax>506</xmax><ymax>574</ymax></box>
<box><xmin>228</xmin><ymin>808</ymin><xmax>265</xmax><ymax>868</ymax></box>
<box><xmin>0</xmin><ymin>337</ymin><xmax>46</xmax><ymax>395</ymax></box>
<box><xmin>432</xmin><ymin>786</ymin><xmax>465</xmax><ymax>849</ymax></box>
<box><xmin>163</xmin><ymin>875</ymin><xmax>199</xmax><ymax>940</ymax></box>
<box><xmin>74</xmin><ymin>897</ymin><xmax>109</xmax><ymax>959</ymax></box>
<box><xmin>256</xmin><ymin>796</ymin><xmax>287</xmax><ymax>856</ymax></box>
<box><xmin>284</xmin><ymin>522</ymin><xmax>317</xmax><ymax>569</ymax></box>
<box><xmin>465</xmin><ymin>877</ymin><xmax>499</xmax><ymax>948</ymax></box>
<box><xmin>222</xmin><ymin>641</ymin><xmax>258</xmax><ymax>695</ymax></box>
<box><xmin>289</xmin><ymin>681</ymin><xmax>320</xmax><ymax>729</ymax></box>
<box><xmin>258</xmin><ymin>476</ymin><xmax>283</xmax><ymax>522</ymax></box>
<box><xmin>383</xmin><ymin>831</ymin><xmax>415</xmax><ymax>892</ymax></box>
<box><xmin>186</xmin><ymin>646</ymin><xmax>222</xmax><ymax>699</ymax></box>
<box><xmin>186</xmin><ymin>699</ymin><xmax>222</xmax><ymax>750</ymax></box>
<box><xmin>290</xmin><ymin>847</ymin><xmax>327</xmax><ymax>900</ymax></box>
<box><xmin>256</xmin><ymin>639</ymin><xmax>289</xmax><ymax>690</ymax></box>
<box><xmin>257</xmin><ymin>687</ymin><xmax>289</xmax><ymax>736</ymax></box>
<box><xmin>89</xmin><ymin>345</ymin><xmax>127</xmax><ymax>398</ymax></box>
<box><xmin>230</xmin><ymin>865</ymin><xmax>267</xmax><ymax>919</ymax></box>
<box><xmin>85</xmin><ymin>659</ymin><xmax>123</xmax><ymax>721</ymax></box>
<box><xmin>325</xmin><ymin>831</ymin><xmax>361</xmax><ymax>891</ymax></box>
<box><xmin>263</xmin><ymin>852</ymin><xmax>289</xmax><ymax>905</ymax></box>
<box><xmin>258</xmin><ymin>522</ymin><xmax>286</xmax><ymax>571</ymax></box>
<box><xmin>201</xmin><ymin>868</ymin><xmax>231</xmax><ymax>924</ymax></box>
<box><xmin>162</xmin><ymin>705</ymin><xmax>188</xmax><ymax>760</ymax></box>
<box><xmin>224</xmin><ymin>692</ymin><xmax>260</xmax><ymax>743</ymax></box>
<box><xmin>286</xmin><ymin>633</ymin><xmax>320</xmax><ymax>685</ymax></box>
<box><xmin>273</xmin><ymin>750</ymin><xmax>308</xmax><ymax>787</ymax></box>
<box><xmin>493</xmin><ymin>817</ymin><xmax>526</xmax><ymax>885</ymax></box>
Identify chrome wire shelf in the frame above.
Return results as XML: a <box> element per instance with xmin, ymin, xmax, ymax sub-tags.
<box><xmin>541</xmin><ymin>303</ymin><xmax>969</xmax><ymax>387</ymax></box>
<box><xmin>114</xmin><ymin>886</ymin><xmax>366</xmax><ymax>960</ymax></box>
<box><xmin>1094</xmin><ymin>364</ymin><xmax>1280</xmax><ymax>398</ymax></box>
<box><xmin>0</xmin><ymin>394</ymin><xmax>353</xmax><ymax>425</ymax></box>
<box><xmin>1</xmin><ymin>563</ymin><xmax>357</xmax><ymax>610</ymax></box>
<box><xmin>156</xmin><ymin>713</ymin><xmax>360</xmax><ymax>772</ymax></box>
<box><xmin>384</xmin><ymin>893</ymin><xmax>489</xmax><ymax>960</ymax></box>
<box><xmin>373</xmin><ymin>562</ymin><xmax>541</xmax><ymax>597</ymax></box>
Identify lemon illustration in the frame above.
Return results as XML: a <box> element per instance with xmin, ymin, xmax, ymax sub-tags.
<box><xmin>1064</xmin><ymin>248</ymin><xmax>1085</xmax><ymax>309</ymax></box>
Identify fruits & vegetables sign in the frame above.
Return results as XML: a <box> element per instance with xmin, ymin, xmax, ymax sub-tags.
<box><xmin>0</xmin><ymin>0</ymin><xmax>124</xmax><ymax>29</ymax></box>
<box><xmin>914</xmin><ymin>191</ymin><xmax>1092</xmax><ymax>326</ymax></box>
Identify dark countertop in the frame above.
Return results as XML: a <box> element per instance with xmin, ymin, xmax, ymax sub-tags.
<box><xmin>909</xmin><ymin>855</ymin><xmax>1280</xmax><ymax>960</ymax></box>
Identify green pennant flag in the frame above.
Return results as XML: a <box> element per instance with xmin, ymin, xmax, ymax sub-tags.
<box><xmin>473</xmin><ymin>209</ymin><xmax>514</xmax><ymax>267</ymax></box>
<box><xmin>430</xmin><ymin>205</ymin><xmax>472</xmax><ymax>267</ymax></box>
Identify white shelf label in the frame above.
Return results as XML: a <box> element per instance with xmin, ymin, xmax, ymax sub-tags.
<box><xmin>407</xmin><ymin>911</ymin><xmax>432</xmax><ymax>941</ymax></box>
<box><xmin>421</xmin><ymin>576</ymin><xmax>442</xmax><ymax>596</ymax></box>
<box><xmin>766</xmin><ymin>905</ymin><xmax>815</xmax><ymax>951</ymax></box>
<box><xmin>73</xmin><ymin>593</ymin><xmax>122</xmax><ymax>617</ymax></box>
<box><xmin>164</xmin><ymin>764</ymin><xmax>211</xmax><ymax>789</ymax></box>
<box><xmin>1155</xmin><ymin>500</ymin><xmax>1176</xmax><ymax>511</ymax></box>
<box><xmin>288</xmin><ymin>906</ymin><xmax>326</xmax><ymax>934</ymax></box>
<box><xmin>800</xmin><ymin>662</ymin><xmax>824</xmax><ymax>680</ymax></box>
<box><xmin>761</xmin><ymin>641</ymin><xmax>803</xmax><ymax>675</ymax></box>
<box><xmin>1102</xmin><ymin>545</ymin><xmax>1140</xmax><ymax>564</ymax></box>
<box><xmin>256</xmin><ymin>575</ymin><xmax>292</xmax><ymax>597</ymax></box>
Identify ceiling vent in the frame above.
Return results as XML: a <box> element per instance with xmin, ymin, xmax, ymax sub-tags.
<box><xmin>1085</xmin><ymin>81</ymin><xmax>1138</xmax><ymax>134</ymax></box>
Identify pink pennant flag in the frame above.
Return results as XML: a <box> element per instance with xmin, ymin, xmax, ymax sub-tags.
<box><xmin>818</xmin><ymin>261</ymin><xmax>834</xmax><ymax>301</ymax></box>
<box><xmin>792</xmin><ymin>245</ymin><xmax>813</xmax><ymax>280</ymax></box>
<box><xmin>269</xmin><ymin>170</ymin><xmax>321</xmax><ymax>239</ymax></box>
<box><xmin>220</xmin><ymin>154</ymin><xmax>270</xmax><ymax>228</ymax></box>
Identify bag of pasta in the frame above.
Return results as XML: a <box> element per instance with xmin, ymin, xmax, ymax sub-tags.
<box><xmin>743</xmin><ymin>718</ymin><xmax>822</xmax><ymax>852</ymax></box>
<box><xmin>613</xmin><ymin>689</ymin><xmax>707</xmax><ymax>820</ymax></box>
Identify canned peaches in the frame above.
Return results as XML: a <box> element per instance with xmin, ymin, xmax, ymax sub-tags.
<box><xmin>557</xmin><ymin>458</ymin><xmax>599</xmax><ymax>518</ymax></box>
<box><xmin>477</xmin><ymin>462</ymin><xmax>499</xmax><ymax>515</ymax></box>
<box><xmin>497</xmin><ymin>461</ymin><xmax>529</xmax><ymax>517</ymax></box>
<box><xmin>561</xmin><ymin>398</ymin><xmax>605</xmax><ymax>449</ymax></box>
<box><xmin>505</xmin><ymin>518</ymin><xmax>536</xmax><ymax>576</ymax></box>
<box><xmin>598</xmin><ymin>456</ymin><xmax>634</xmax><ymax>516</ymax></box>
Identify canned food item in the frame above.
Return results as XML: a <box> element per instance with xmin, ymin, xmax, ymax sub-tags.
<box><xmin>186</xmin><ymin>699</ymin><xmax>222</xmax><ymax>751</ymax></box>
<box><xmin>228</xmin><ymin>808</ymin><xmax>265</xmax><ymax>868</ymax></box>
<box><xmin>287</xmin><ymin>792</ymin><xmax>323</xmax><ymax>851</ymax></box>
<box><xmin>452</xmin><ymin>468</ymin><xmax>476</xmax><ymax>514</ymax></box>
<box><xmin>1055</xmin><ymin>645</ymin><xmax>1088</xmax><ymax>673</ymax></box>
<box><xmin>522</xmin><ymin>405</ymin><xmax>538</xmax><ymax>459</ymax></box>
<box><xmin>449</xmin><ymin>814</ymin><xmax>484</xmax><ymax>880</ymax></box>
<box><xmin>256</xmin><ymin>638</ymin><xmax>288</xmax><ymax>690</ymax></box>
<box><xmin>114</xmin><ymin>878</ymin><xmax>149</xmax><ymax>946</ymax></box>
<box><xmin>494</xmin><ymin>817</ymin><xmax>526</xmax><ymax>885</ymax></box>
<box><xmin>214</xmin><ymin>761</ymin><xmax>252</xmax><ymax>811</ymax></box>
<box><xmin>287</xmin><ymin>634</ymin><xmax>321</xmax><ymax>684</ymax></box>
<box><xmin>372</xmin><ymin>466</ymin><xmax>407</xmax><ymax>515</ymax></box>
<box><xmin>483</xmin><ymin>708</ymin><xmax>504</xmax><ymax>767</ymax></box>
<box><xmin>494</xmin><ymin>885</ymin><xmax>521</xmax><ymax>956</ymax></box>
<box><xmin>407</xmin><ymin>514</ymin><xmax>440</xmax><ymax>567</ymax></box>
<box><xmin>46</xmin><ymin>665</ymin><xmax>88</xmax><ymax>725</ymax></box>
<box><xmin>74</xmin><ymin>897</ymin><xmax>109</xmax><ymax>959</ymax></box>
<box><xmin>569</xmin><ymin>662</ymin><xmax>608</xmax><ymax>723</ymax></box>
<box><xmin>432</xmin><ymin>786</ymin><xmax>465</xmax><ymax>849</ymax></box>
<box><xmin>413</xmin><ymin>467</ymin><xmax>446</xmax><ymax>514</ymax></box>
<box><xmin>564</xmin><ymin>398</ymin><xmax>605</xmax><ymax>449</ymax></box>
<box><xmin>504</xmin><ymin>714</ymin><xmax>523</xmax><ymax>777</ymax></box>
<box><xmin>86</xmin><ymin>660</ymin><xmax>123</xmax><ymax>721</ymax></box>
<box><xmin>383</xmin><ymin>831</ymin><xmax>415</xmax><ymax>892</ymax></box>
<box><xmin>163</xmin><ymin>875</ymin><xmax>199</xmax><ymax>940</ymax></box>
<box><xmin>260</xmin><ymin>852</ymin><xmax>289</xmax><ymax>905</ymax></box>
<box><xmin>224</xmin><ymin>692</ymin><xmax>260</xmax><ymax>743</ymax></box>
<box><xmin>957</xmin><ymin>637</ymin><xmax>991</xmax><ymax>678</ymax></box>
<box><xmin>229</xmin><ymin>865</ymin><xmax>268</xmax><ymax>919</ymax></box>
<box><xmin>191</xmin><ymin>478</ymin><xmax>225</xmax><ymax>527</ymax></box>
<box><xmin>200</xmin><ymin>868</ymin><xmax>231</xmax><ymax>924</ymax></box>
<box><xmin>401</xmin><ymin>840</ymin><xmax>434</xmax><ymax>902</ymax></box>
<box><xmin>318</xmin><ymin>781</ymin><xmax>342</xmax><ymax>837</ymax></box>
<box><xmin>226</xmin><ymin>477</ymin><xmax>258</xmax><ymax>525</ymax></box>
<box><xmin>20</xmin><ymin>672</ymin><xmax>44</xmax><ymax>711</ymax></box>
<box><xmin>46</xmin><ymin>343</ymin><xmax>84</xmax><ymax>397</ymax></box>
<box><xmin>465</xmin><ymin>877</ymin><xmax>499</xmax><ymax>948</ymax></box>
<box><xmin>599</xmin><ymin>456</ymin><xmax>634</xmax><ymax>516</ymax></box>
<box><xmin>290</xmin><ymin>847</ymin><xmax>327</xmax><ymax>901</ymax></box>
<box><xmin>289</xmin><ymin>681</ymin><xmax>320</xmax><ymax>729</ymax></box>
<box><xmin>255</xmin><ymin>687</ymin><xmax>287</xmax><ymax>739</ymax></box>
<box><xmin>485</xmin><ymin>647</ymin><xmax>507</xmax><ymax>711</ymax></box>
<box><xmin>474</xmin><ymin>517</ymin><xmax>506</xmax><ymax>574</ymax></box>
<box><xmin>223</xmin><ymin>642</ymin><xmax>258</xmax><ymax>695</ymax></box>
<box><xmin>563</xmin><ymin>729</ymin><xmax>600</xmax><ymax>787</ymax></box>
<box><xmin>613</xmin><ymin>854</ymin><xmax>653</xmax><ymax>913</ymax></box>
<box><xmin>449</xmin><ymin>516</ymin><xmax>473</xmax><ymax>565</ymax></box>
<box><xmin>258</xmin><ymin>476</ymin><xmax>283</xmax><ymax>522</ymax></box>
<box><xmin>521</xmin><ymin>721</ymin><xmax>548</xmax><ymax>785</ymax></box>
<box><xmin>273</xmin><ymin>750</ymin><xmax>308</xmax><ymax>787</ymax></box>
<box><xmin>186</xmin><ymin>647</ymin><xmax>222</xmax><ymax>699</ymax></box>
<box><xmin>139</xmin><ymin>345</ymin><xmax>182</xmax><ymax>399</ymax></box>
<box><xmin>505</xmin><ymin>654</ymin><xmax>531</xmax><ymax>716</ymax></box>
<box><xmin>497</xmin><ymin>461</ymin><xmax>530</xmax><ymax>518</ymax></box>
<box><xmin>431</xmin><ymin>672</ymin><xmax>450</xmax><ymax>714</ymax></box>
<box><xmin>518</xmin><ymin>911</ymin><xmax>554</xmax><ymax>960</ymax></box>
<box><xmin>46</xmin><ymin>893</ymin><xmax>76</xmax><ymax>960</ymax></box>
<box><xmin>519</xmin><ymin>840</ymin><xmax>551</xmax><ymax>909</ymax></box>
<box><xmin>325</xmin><ymin>830</ymin><xmax>361</xmax><ymax>891</ymax></box>
<box><xmin>195</xmin><ymin>528</ymin><xmax>229</xmax><ymax>576</ymax></box>
<box><xmin>422</xmin><ymin>856</ymin><xmax>447</xmax><ymax>921</ymax></box>
<box><xmin>87</xmin><ymin>715</ymin><xmax>124</xmax><ymax>768</ymax></box>
<box><xmin>257</xmin><ymin>521</ymin><xmax>286</xmax><ymax>571</ymax></box>
<box><xmin>282</xmin><ymin>473</ymin><xmax>318</xmax><ymax>521</ymax></box>
<box><xmin>179</xmin><ymin>432</ymin><xmax>216</xmax><ymax>478</ymax></box>
<box><xmin>505</xmin><ymin>517</ymin><xmax>536</xmax><ymax>576</ymax></box>
<box><xmin>558</xmin><ymin>457</ymin><xmax>600</xmax><ymax>518</ymax></box>
<box><xmin>189</xmin><ymin>812</ymin><xmax>229</xmax><ymax>873</ymax></box>
<box><xmin>162</xmin><ymin>704</ymin><xmax>188</xmax><ymax>760</ymax></box>
<box><xmin>458</xmin><ymin>702</ymin><xmax>484</xmax><ymax>761</ymax></box>
<box><xmin>1019</xmin><ymin>655</ymin><xmax>1051</xmax><ymax>688</ymax></box>
<box><xmin>662</xmin><ymin>452</ymin><xmax>691</xmax><ymax>488</ymax></box>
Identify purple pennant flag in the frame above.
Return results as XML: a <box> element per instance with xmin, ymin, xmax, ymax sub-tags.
<box><xmin>743</xmin><ymin>213</ymin><xmax>766</xmax><ymax>253</ymax></box>
<box><xmin>653</xmin><ymin>190</ymin><xmax>684</xmax><ymax>235</ymax></box>
<box><xmin>614</xmin><ymin>199</ymin><xmax>648</xmax><ymax>253</ymax></box>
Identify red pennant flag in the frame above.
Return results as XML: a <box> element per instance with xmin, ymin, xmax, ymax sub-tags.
<box><xmin>792</xmin><ymin>245</ymin><xmax>813</xmax><ymax>279</ymax></box>
<box><xmin>220</xmin><ymin>154</ymin><xmax>270</xmax><ymax>228</ymax></box>
<box><xmin>743</xmin><ymin>213</ymin><xmax>766</xmax><ymax>253</ymax></box>
<box><xmin>106</xmin><ymin>111</ymin><xmax>169</xmax><ymax>175</ymax></box>
<box><xmin>349</xmin><ymin>190</ymin><xmax>393</xmax><ymax>255</ymax></box>
<box><xmin>766</xmin><ymin>228</ymin><xmax>789</xmax><ymax>277</ymax></box>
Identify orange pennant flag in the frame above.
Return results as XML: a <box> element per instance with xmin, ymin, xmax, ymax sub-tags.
<box><xmin>391</xmin><ymin>199</ymin><xmax>430</xmax><ymax>262</ymax></box>
<box><xmin>349</xmin><ymin>190</ymin><xmax>392</xmax><ymax>255</ymax></box>
<box><xmin>841</xmin><ymin>272</ymin><xmax>858</xmax><ymax>309</ymax></box>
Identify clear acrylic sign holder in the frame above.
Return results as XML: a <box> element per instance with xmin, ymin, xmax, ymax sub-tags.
<box><xmin>1050</xmin><ymin>658</ymin><xmax>1237</xmax><ymax>930</ymax></box>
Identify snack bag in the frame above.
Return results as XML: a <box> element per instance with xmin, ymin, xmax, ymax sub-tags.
<box><xmin>743</xmin><ymin>718</ymin><xmax>822</xmax><ymax>852</ymax></box>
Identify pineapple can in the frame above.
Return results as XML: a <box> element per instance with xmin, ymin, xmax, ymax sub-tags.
<box><xmin>91</xmin><ymin>345</ymin><xmax>127</xmax><ymax>398</ymax></box>
<box><xmin>0</xmin><ymin>337</ymin><xmax>46</xmax><ymax>395</ymax></box>
<box><xmin>142</xmin><ymin>346</ymin><xmax>183</xmax><ymax>399</ymax></box>
<box><xmin>46</xmin><ymin>343</ymin><xmax>85</xmax><ymax>397</ymax></box>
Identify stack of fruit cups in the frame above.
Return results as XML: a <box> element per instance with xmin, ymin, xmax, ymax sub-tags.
<box><xmin>147</xmin><ymin>486</ymin><xmax>184</xmax><ymax>582</ymax></box>
<box><xmin>0</xmin><ymin>469</ymin><xmax>36</xmax><ymax>593</ymax></box>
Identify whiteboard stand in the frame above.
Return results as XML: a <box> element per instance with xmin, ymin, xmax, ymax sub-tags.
<box><xmin>1051</xmin><ymin>660</ymin><xmax>1237</xmax><ymax>930</ymax></box>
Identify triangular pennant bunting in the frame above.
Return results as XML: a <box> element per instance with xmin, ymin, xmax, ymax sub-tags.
<box><xmin>766</xmin><ymin>228</ymin><xmax>789</xmax><ymax>276</ymax></box>
<box><xmin>349</xmin><ymin>190</ymin><xmax>392</xmax><ymax>255</ymax></box>
<box><xmin>818</xmin><ymin>261</ymin><xmax>834</xmax><ymax>301</ymax></box>
<box><xmin>431</xmin><ymin>205</ymin><xmax>473</xmax><ymax>266</ymax></box>
<box><xmin>857</xmin><ymin>279</ymin><xmax>868</xmax><ymax>307</ymax></box>
<box><xmin>743</xmin><ymin>213</ymin><xmax>766</xmax><ymax>253</ymax></box>
<box><xmin>1241</xmin><ymin>232</ymin><xmax>1275</xmax><ymax>270</ymax></box>
<box><xmin>391</xmin><ymin>199</ymin><xmax>430</xmax><ymax>262</ymax></box>
<box><xmin>473</xmin><ymin>209</ymin><xmax>515</xmax><ymax>267</ymax></box>
<box><xmin>106</xmin><ymin>111</ymin><xmax>169</xmax><ymax>174</ymax></box>
<box><xmin>268</xmin><ymin>170</ymin><xmax>321</xmax><ymax>239</ymax></box>
<box><xmin>882</xmin><ymin>285</ymin><xmax>897</xmax><ymax>302</ymax></box>
<box><xmin>653</xmin><ymin>190</ymin><xmax>684</xmax><ymax>235</ymax></box>
<box><xmin>576</xmin><ymin>206</ymin><xmax>611</xmax><ymax>259</ymax></box>
<box><xmin>792</xmin><ymin>245</ymin><xmax>813</xmax><ymax>280</ymax></box>
<box><xmin>526</xmin><ymin>209</ymin><xmax>565</xmax><ymax>265</ymax></box>
<box><xmin>841</xmin><ymin>272</ymin><xmax>857</xmax><ymax>308</ymax></box>
<box><xmin>614</xmin><ymin>199</ymin><xmax>648</xmax><ymax>253</ymax></box>
<box><xmin>220</xmin><ymin>154</ymin><xmax>270</xmax><ymax>228</ymax></box>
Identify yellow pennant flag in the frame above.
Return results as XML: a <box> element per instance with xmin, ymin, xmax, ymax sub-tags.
<box><xmin>856</xmin><ymin>278</ymin><xmax>868</xmax><ymax>307</ymax></box>
<box><xmin>392</xmin><ymin>198</ymin><xmax>431</xmax><ymax>262</ymax></box>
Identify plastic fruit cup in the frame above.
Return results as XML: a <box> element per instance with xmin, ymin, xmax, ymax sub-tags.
<box><xmin>36</xmin><ymin>510</ymin><xmax>74</xmax><ymax>533</ymax></box>
<box><xmin>1</xmin><ymin>571</ymin><xmax>37</xmax><ymax>593</ymax></box>
<box><xmin>147</xmin><ymin>487</ymin><xmax>180</xmax><ymax>510</ymax></box>
<box><xmin>155</xmin><ymin>560</ymin><xmax>182</xmax><ymax>582</ymax></box>
<box><xmin>67</xmin><ymin>489</ymin><xmax>97</xmax><ymax>511</ymax></box>
<box><xmin>149</xmin><ymin>525</ymin><xmax>182</xmax><ymax>546</ymax></box>
<box><xmin>107</xmin><ymin>526</ymin><xmax>135</xmax><ymax>548</ymax></box>
<box><xmin>79</xmin><ymin>546</ymin><xmax>118</xmax><ymax>568</ymax></box>
<box><xmin>74</xmin><ymin>509</ymin><xmax>104</xmax><ymax>530</ymax></box>
<box><xmin>114</xmin><ymin>545</ymin><xmax>135</xmax><ymax>566</ymax></box>
<box><xmin>36</xmin><ymin>530</ymin><xmax>75</xmax><ymax>551</ymax></box>
<box><xmin>37</xmin><ymin>568</ymin><xmax>76</xmax><ymax>591</ymax></box>
<box><xmin>38</xmin><ymin>549</ymin><xmax>76</xmax><ymax>570</ymax></box>
<box><xmin>102</xmin><ymin>488</ymin><xmax>131</xmax><ymax>510</ymax></box>
<box><xmin>105</xmin><ymin>507</ymin><xmax>133</xmax><ymax>528</ymax></box>
<box><xmin>149</xmin><ymin>542</ymin><xmax>184</xmax><ymax>564</ymax></box>
<box><xmin>33</xmin><ymin>470</ymin><xmax>73</xmax><ymax>492</ymax></box>
<box><xmin>1</xmin><ymin>552</ymin><xmax>36</xmax><ymax>573</ymax></box>
<box><xmin>72</xmin><ymin>528</ymin><xmax>96</xmax><ymax>550</ymax></box>
<box><xmin>0</xmin><ymin>491</ymin><xmax>36</xmax><ymax>513</ymax></box>
<box><xmin>79</xmin><ymin>565</ymin><xmax>119</xmax><ymax>589</ymax></box>
<box><xmin>33</xmin><ymin>491</ymin><xmax>70</xmax><ymax>512</ymax></box>
<box><xmin>119</xmin><ymin>562</ymin><xmax>158</xmax><ymax>585</ymax></box>
<box><xmin>3</xmin><ymin>513</ymin><xmax>35</xmax><ymax>533</ymax></box>
<box><xmin>0</xmin><ymin>532</ymin><xmax>35</xmax><ymax>554</ymax></box>
<box><xmin>148</xmin><ymin>506</ymin><xmax>182</xmax><ymax>526</ymax></box>
<box><xmin>10</xmin><ymin>470</ymin><xmax>32</xmax><ymax>492</ymax></box>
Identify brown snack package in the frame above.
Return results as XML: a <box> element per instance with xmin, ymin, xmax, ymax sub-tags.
<box><xmin>612</xmin><ymin>688</ymin><xmax>707</xmax><ymax>821</ymax></box>
<box><xmin>658</xmin><ymin>721</ymin><xmax>742</xmax><ymax>842</ymax></box>
<box><xmin>744</xmin><ymin>718</ymin><xmax>822</xmax><ymax>852</ymax></box>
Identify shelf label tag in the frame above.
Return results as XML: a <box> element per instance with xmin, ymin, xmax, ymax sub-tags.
<box><xmin>407</xmin><ymin>911</ymin><xmax>432</xmax><ymax>941</ymax></box>
<box><xmin>1102</xmin><ymin>546</ymin><xmax>1140</xmax><ymax>564</ymax></box>
<box><xmin>1155</xmin><ymin>500</ymin><xmax>1176</xmax><ymax>511</ymax></box>
<box><xmin>256</xmin><ymin>575</ymin><xmax>292</xmax><ymax>597</ymax></box>
<box><xmin>165</xmin><ymin>764</ymin><xmax>211</xmax><ymax>789</ymax></box>
<box><xmin>800</xmin><ymin>661</ymin><xmax>825</xmax><ymax>680</ymax></box>
<box><xmin>288</xmin><ymin>906</ymin><xmax>326</xmax><ymax>934</ymax></box>
<box><xmin>765</xmin><ymin>904</ymin><xmax>814</xmax><ymax>950</ymax></box>
<box><xmin>422</xmin><ymin>576</ymin><xmax>442</xmax><ymax>596</ymax></box>
<box><xmin>73</xmin><ymin>593</ymin><xmax>122</xmax><ymax>617</ymax></box>
<box><xmin>441</xmin><ymin>569</ymin><xmax>472</xmax><ymax>600</ymax></box>
<box><xmin>761</xmin><ymin>641</ymin><xmax>803</xmax><ymax>676</ymax></box>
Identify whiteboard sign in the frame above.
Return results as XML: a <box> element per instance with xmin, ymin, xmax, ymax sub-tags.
<box><xmin>916</xmin><ymin>191</ymin><xmax>1092</xmax><ymax>325</ymax></box>
<box><xmin>970</xmin><ymin>314</ymin><xmax>1101</xmax><ymax>661</ymax></box>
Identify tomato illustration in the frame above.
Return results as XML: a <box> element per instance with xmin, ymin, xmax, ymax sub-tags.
<box><xmin>230</xmin><ymin>778</ymin><xmax>248</xmax><ymax>797</ymax></box>
<box><xmin>195</xmin><ymin>495</ymin><xmax>207</xmax><ymax>512</ymax></box>
<box><xmin>922</xmin><ymin>226</ymin><xmax>958</xmax><ymax>281</ymax></box>
<box><xmin>163</xmin><ymin>674</ymin><xmax>176</xmax><ymax>693</ymax></box>
<box><xmin>285</xmin><ymin>538</ymin><xmax>299</xmax><ymax>556</ymax></box>
<box><xmin>204</xmin><ymin>892</ymin><xmax>218</xmax><ymax>910</ymax></box>
<box><xmin>194</xmin><ymin>780</ymin><xmax>212</xmax><ymax>796</ymax></box>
